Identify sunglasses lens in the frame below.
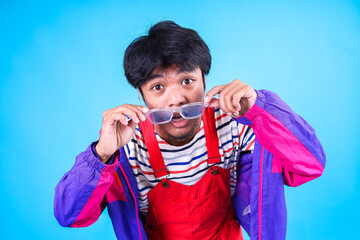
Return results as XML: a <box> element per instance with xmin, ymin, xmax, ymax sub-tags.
<box><xmin>147</xmin><ymin>110</ymin><xmax>172</xmax><ymax>124</ymax></box>
<box><xmin>146</xmin><ymin>103</ymin><xmax>207</xmax><ymax>124</ymax></box>
<box><xmin>181</xmin><ymin>103</ymin><xmax>207</xmax><ymax>119</ymax></box>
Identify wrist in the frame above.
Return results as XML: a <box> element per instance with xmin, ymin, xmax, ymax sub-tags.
<box><xmin>95</xmin><ymin>143</ymin><xmax>111</xmax><ymax>163</ymax></box>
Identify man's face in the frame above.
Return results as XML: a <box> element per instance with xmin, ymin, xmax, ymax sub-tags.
<box><xmin>140</xmin><ymin>64</ymin><xmax>205</xmax><ymax>146</ymax></box>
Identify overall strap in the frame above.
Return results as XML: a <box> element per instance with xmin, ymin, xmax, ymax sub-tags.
<box><xmin>202</xmin><ymin>107</ymin><xmax>221</xmax><ymax>165</ymax></box>
<box><xmin>139</xmin><ymin>120</ymin><xmax>169</xmax><ymax>179</ymax></box>
<box><xmin>139</xmin><ymin>107</ymin><xmax>221</xmax><ymax>179</ymax></box>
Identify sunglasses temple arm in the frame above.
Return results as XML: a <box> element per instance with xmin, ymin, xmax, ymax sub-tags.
<box><xmin>124</xmin><ymin>113</ymin><xmax>149</xmax><ymax>122</ymax></box>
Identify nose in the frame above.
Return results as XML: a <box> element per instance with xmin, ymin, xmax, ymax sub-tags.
<box><xmin>166</xmin><ymin>85</ymin><xmax>186</xmax><ymax>107</ymax></box>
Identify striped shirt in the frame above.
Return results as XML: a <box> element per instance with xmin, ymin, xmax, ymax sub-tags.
<box><xmin>124</xmin><ymin>108</ymin><xmax>255</xmax><ymax>215</ymax></box>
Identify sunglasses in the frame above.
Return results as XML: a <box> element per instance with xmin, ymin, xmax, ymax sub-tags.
<box><xmin>125</xmin><ymin>102</ymin><xmax>208</xmax><ymax>125</ymax></box>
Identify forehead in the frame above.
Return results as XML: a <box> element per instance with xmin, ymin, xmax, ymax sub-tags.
<box><xmin>147</xmin><ymin>64</ymin><xmax>201</xmax><ymax>81</ymax></box>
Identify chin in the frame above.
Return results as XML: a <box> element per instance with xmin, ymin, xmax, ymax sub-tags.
<box><xmin>169</xmin><ymin>129</ymin><xmax>194</xmax><ymax>140</ymax></box>
<box><xmin>165</xmin><ymin>125</ymin><xmax>192</xmax><ymax>137</ymax></box>
<box><xmin>160</xmin><ymin>118</ymin><xmax>201</xmax><ymax>144</ymax></box>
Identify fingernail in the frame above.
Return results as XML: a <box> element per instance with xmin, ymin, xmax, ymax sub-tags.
<box><xmin>143</xmin><ymin>107</ymin><xmax>149</xmax><ymax>112</ymax></box>
<box><xmin>226</xmin><ymin>112</ymin><xmax>232</xmax><ymax>116</ymax></box>
<box><xmin>235</xmin><ymin>107</ymin><xmax>240</xmax><ymax>111</ymax></box>
<box><xmin>204</xmin><ymin>96</ymin><xmax>210</xmax><ymax>102</ymax></box>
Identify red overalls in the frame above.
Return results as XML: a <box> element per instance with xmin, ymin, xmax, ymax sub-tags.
<box><xmin>139</xmin><ymin>108</ymin><xmax>244</xmax><ymax>240</ymax></box>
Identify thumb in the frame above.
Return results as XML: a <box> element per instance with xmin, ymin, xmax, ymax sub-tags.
<box><xmin>207</xmin><ymin>98</ymin><xmax>220</xmax><ymax>108</ymax></box>
<box><xmin>127</xmin><ymin>120</ymin><xmax>138</xmax><ymax>131</ymax></box>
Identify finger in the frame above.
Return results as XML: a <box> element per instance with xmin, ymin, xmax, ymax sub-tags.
<box><xmin>219</xmin><ymin>85</ymin><xmax>240</xmax><ymax>114</ymax></box>
<box><xmin>204</xmin><ymin>85</ymin><xmax>225</xmax><ymax>103</ymax></box>
<box><xmin>139</xmin><ymin>105</ymin><xmax>149</xmax><ymax>114</ymax></box>
<box><xmin>110</xmin><ymin>112</ymin><xmax>130</xmax><ymax>126</ymax></box>
<box><xmin>218</xmin><ymin>90</ymin><xmax>230</xmax><ymax>114</ymax></box>
<box><xmin>112</xmin><ymin>105</ymin><xmax>145</xmax><ymax>123</ymax></box>
<box><xmin>113</xmin><ymin>107</ymin><xmax>141</xmax><ymax>124</ymax></box>
<box><xmin>226</xmin><ymin>84</ymin><xmax>245</xmax><ymax>114</ymax></box>
<box><xmin>234</xmin><ymin>85</ymin><xmax>256</xmax><ymax>116</ymax></box>
<box><xmin>103</xmin><ymin>109</ymin><xmax>125</xmax><ymax>126</ymax></box>
<box><xmin>110</xmin><ymin>104</ymin><xmax>149</xmax><ymax>116</ymax></box>
<box><xmin>225</xmin><ymin>94</ymin><xmax>238</xmax><ymax>114</ymax></box>
<box><xmin>124</xmin><ymin>104</ymin><xmax>148</xmax><ymax>122</ymax></box>
<box><xmin>232</xmin><ymin>90</ymin><xmax>242</xmax><ymax>113</ymax></box>
<box><xmin>127</xmin><ymin>119</ymin><xmax>138</xmax><ymax>130</ymax></box>
<box><xmin>218</xmin><ymin>83</ymin><xmax>239</xmax><ymax>114</ymax></box>
<box><xmin>207</xmin><ymin>98</ymin><xmax>220</xmax><ymax>108</ymax></box>
<box><xmin>127</xmin><ymin>105</ymin><xmax>149</xmax><ymax>121</ymax></box>
<box><xmin>222</xmin><ymin>80</ymin><xmax>247</xmax><ymax>115</ymax></box>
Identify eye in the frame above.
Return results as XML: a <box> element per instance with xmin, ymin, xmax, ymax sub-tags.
<box><xmin>182</xmin><ymin>78</ymin><xmax>193</xmax><ymax>85</ymax></box>
<box><xmin>151</xmin><ymin>84</ymin><xmax>163</xmax><ymax>91</ymax></box>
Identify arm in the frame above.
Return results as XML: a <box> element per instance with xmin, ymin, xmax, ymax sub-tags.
<box><xmin>54</xmin><ymin>102</ymin><xmax>148</xmax><ymax>227</ymax></box>
<box><xmin>54</xmin><ymin>142</ymin><xmax>119</xmax><ymax>227</ymax></box>
<box><xmin>235</xmin><ymin>89</ymin><xmax>326</xmax><ymax>186</ymax></box>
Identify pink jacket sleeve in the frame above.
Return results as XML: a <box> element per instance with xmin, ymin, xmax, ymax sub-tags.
<box><xmin>54</xmin><ymin>143</ymin><xmax>122</xmax><ymax>227</ymax></box>
<box><xmin>235</xmin><ymin>89</ymin><xmax>326</xmax><ymax>187</ymax></box>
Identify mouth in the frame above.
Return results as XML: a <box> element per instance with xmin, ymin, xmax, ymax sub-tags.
<box><xmin>172</xmin><ymin>114</ymin><xmax>184</xmax><ymax>122</ymax></box>
<box><xmin>170</xmin><ymin>114</ymin><xmax>188</xmax><ymax>127</ymax></box>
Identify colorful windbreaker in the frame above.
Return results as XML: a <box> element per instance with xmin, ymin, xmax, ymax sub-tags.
<box><xmin>54</xmin><ymin>90</ymin><xmax>326</xmax><ymax>240</ymax></box>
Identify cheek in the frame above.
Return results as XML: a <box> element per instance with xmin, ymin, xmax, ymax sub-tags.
<box><xmin>142</xmin><ymin>92</ymin><xmax>163</xmax><ymax>109</ymax></box>
<box><xmin>191</xmin><ymin>85</ymin><xmax>205</xmax><ymax>100</ymax></box>
<box><xmin>146</xmin><ymin>97</ymin><xmax>166</xmax><ymax>109</ymax></box>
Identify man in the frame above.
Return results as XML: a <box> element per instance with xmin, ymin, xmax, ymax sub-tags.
<box><xmin>54</xmin><ymin>21</ymin><xmax>326</xmax><ymax>240</ymax></box>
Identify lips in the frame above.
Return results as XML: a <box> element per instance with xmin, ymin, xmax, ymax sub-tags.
<box><xmin>170</xmin><ymin>114</ymin><xmax>188</xmax><ymax>127</ymax></box>
<box><xmin>172</xmin><ymin>114</ymin><xmax>184</xmax><ymax>122</ymax></box>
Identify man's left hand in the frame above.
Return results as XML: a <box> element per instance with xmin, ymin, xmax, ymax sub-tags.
<box><xmin>204</xmin><ymin>79</ymin><xmax>257</xmax><ymax>118</ymax></box>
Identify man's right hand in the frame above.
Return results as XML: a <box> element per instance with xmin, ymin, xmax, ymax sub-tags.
<box><xmin>95</xmin><ymin>104</ymin><xmax>149</xmax><ymax>163</ymax></box>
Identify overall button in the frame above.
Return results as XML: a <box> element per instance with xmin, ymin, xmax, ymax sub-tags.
<box><xmin>211</xmin><ymin>166</ymin><xmax>218</xmax><ymax>175</ymax></box>
<box><xmin>162</xmin><ymin>181</ymin><xmax>169</xmax><ymax>188</ymax></box>
<box><xmin>161</xmin><ymin>178</ymin><xmax>169</xmax><ymax>188</ymax></box>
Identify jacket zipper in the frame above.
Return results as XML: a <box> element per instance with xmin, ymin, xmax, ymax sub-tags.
<box><xmin>118</xmin><ymin>164</ymin><xmax>143</xmax><ymax>240</ymax></box>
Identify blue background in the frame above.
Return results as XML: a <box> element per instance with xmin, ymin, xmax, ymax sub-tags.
<box><xmin>1</xmin><ymin>0</ymin><xmax>359</xmax><ymax>239</ymax></box>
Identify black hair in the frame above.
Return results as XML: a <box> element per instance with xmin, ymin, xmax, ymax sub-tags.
<box><xmin>123</xmin><ymin>20</ymin><xmax>211</xmax><ymax>89</ymax></box>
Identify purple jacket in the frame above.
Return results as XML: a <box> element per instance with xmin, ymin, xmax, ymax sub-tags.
<box><xmin>54</xmin><ymin>90</ymin><xmax>326</xmax><ymax>239</ymax></box>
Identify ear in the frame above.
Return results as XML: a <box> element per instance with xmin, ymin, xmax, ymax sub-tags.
<box><xmin>137</xmin><ymin>89</ymin><xmax>144</xmax><ymax>101</ymax></box>
<box><xmin>137</xmin><ymin>88</ymin><xmax>147</xmax><ymax>106</ymax></box>
<box><xmin>203</xmin><ymin>75</ymin><xmax>207</xmax><ymax>91</ymax></box>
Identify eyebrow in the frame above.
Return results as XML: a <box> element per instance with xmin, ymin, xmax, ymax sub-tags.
<box><xmin>147</xmin><ymin>68</ymin><xmax>195</xmax><ymax>81</ymax></box>
<box><xmin>147</xmin><ymin>73</ymin><xmax>163</xmax><ymax>81</ymax></box>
